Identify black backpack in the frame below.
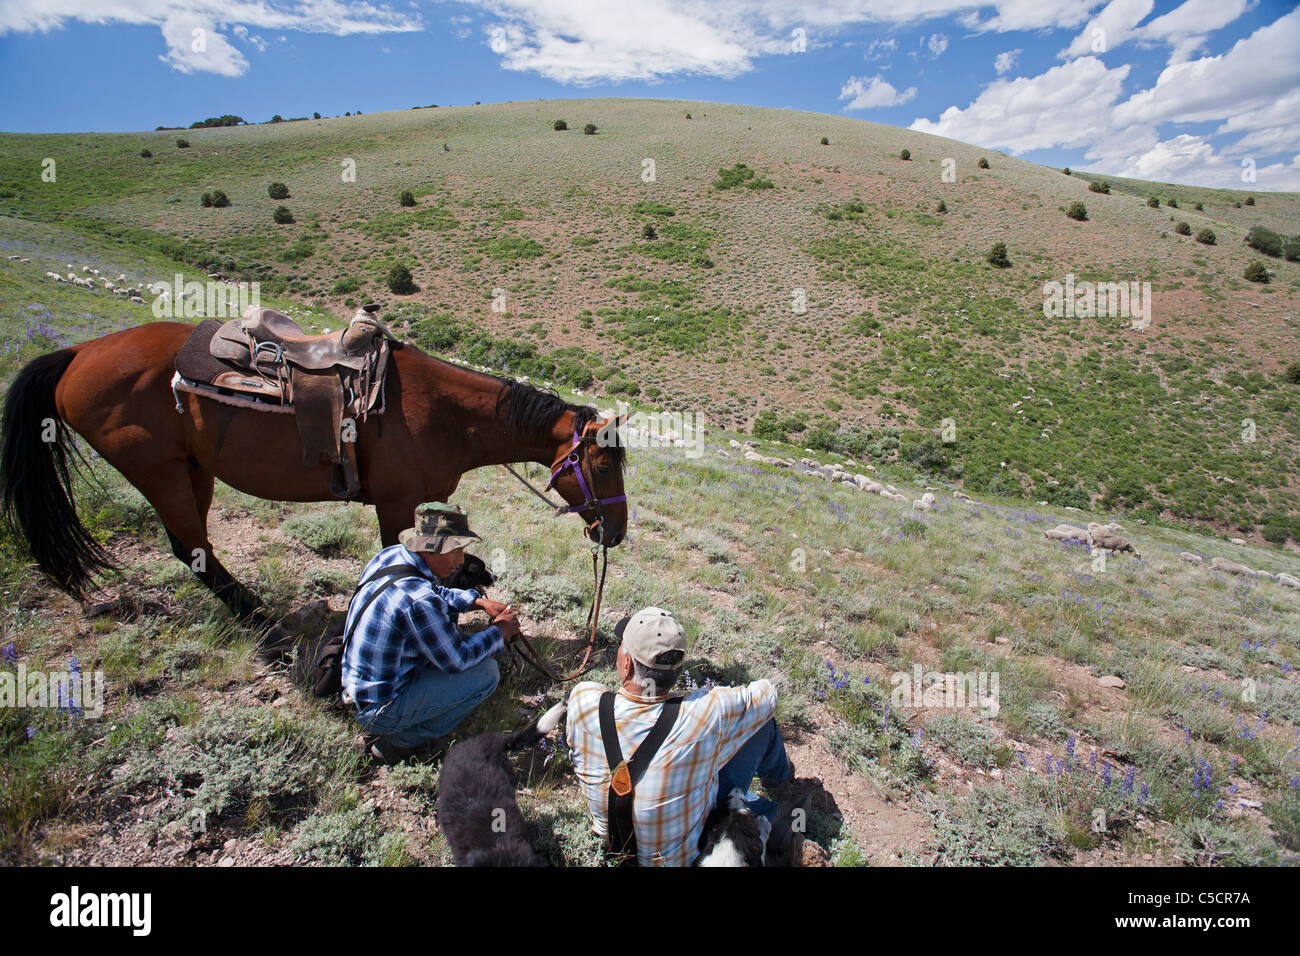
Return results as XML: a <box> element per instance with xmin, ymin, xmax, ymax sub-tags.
<box><xmin>304</xmin><ymin>564</ymin><xmax>424</xmax><ymax>698</ymax></box>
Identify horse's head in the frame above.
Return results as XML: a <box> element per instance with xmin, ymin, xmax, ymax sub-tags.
<box><xmin>546</xmin><ymin>414</ymin><xmax>628</xmax><ymax>547</ymax></box>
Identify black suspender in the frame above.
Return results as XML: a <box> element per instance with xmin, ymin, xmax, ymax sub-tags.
<box><xmin>599</xmin><ymin>691</ymin><xmax>683</xmax><ymax>865</ymax></box>
<box><xmin>342</xmin><ymin>563</ymin><xmax>427</xmax><ymax>656</ymax></box>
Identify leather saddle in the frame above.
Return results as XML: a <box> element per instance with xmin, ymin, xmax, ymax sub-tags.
<box><xmin>180</xmin><ymin>304</ymin><xmax>393</xmax><ymax>500</ymax></box>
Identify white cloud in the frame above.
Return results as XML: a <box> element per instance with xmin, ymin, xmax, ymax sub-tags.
<box><xmin>0</xmin><ymin>1</ymin><xmax>422</xmax><ymax>76</ymax></box>
<box><xmin>911</xmin><ymin>56</ymin><xmax>1132</xmax><ymax>154</ymax></box>
<box><xmin>1140</xmin><ymin>0</ymin><xmax>1251</xmax><ymax>64</ymax></box>
<box><xmin>840</xmin><ymin>73</ymin><xmax>916</xmax><ymax>110</ymax></box>
<box><xmin>1113</xmin><ymin>9</ymin><xmax>1300</xmax><ymax>127</ymax></box>
<box><xmin>444</xmin><ymin>1</ymin><xmax>1117</xmax><ymax>85</ymax></box>
<box><xmin>864</xmin><ymin>36</ymin><xmax>896</xmax><ymax>61</ymax></box>
<box><xmin>994</xmin><ymin>48</ymin><xmax>1019</xmax><ymax>73</ymax></box>
<box><xmin>158</xmin><ymin>13</ymin><xmax>247</xmax><ymax>76</ymax></box>
<box><xmin>483</xmin><ymin>3</ymin><xmax>753</xmax><ymax>84</ymax></box>
<box><xmin>1091</xmin><ymin>134</ymin><xmax>1300</xmax><ymax>191</ymax></box>
<box><xmin>1059</xmin><ymin>0</ymin><xmax>1153</xmax><ymax>60</ymax></box>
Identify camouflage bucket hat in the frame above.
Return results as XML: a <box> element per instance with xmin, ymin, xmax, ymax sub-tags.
<box><xmin>399</xmin><ymin>502</ymin><xmax>480</xmax><ymax>554</ymax></box>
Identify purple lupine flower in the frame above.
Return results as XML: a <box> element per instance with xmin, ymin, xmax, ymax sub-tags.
<box><xmin>68</xmin><ymin>656</ymin><xmax>81</xmax><ymax>674</ymax></box>
<box><xmin>25</xmin><ymin>726</ymin><xmax>36</xmax><ymax>739</ymax></box>
<box><xmin>1101</xmin><ymin>763</ymin><xmax>1112</xmax><ymax>788</ymax></box>
<box><xmin>1065</xmin><ymin>736</ymin><xmax>1076</xmax><ymax>758</ymax></box>
<box><xmin>1089</xmin><ymin>749</ymin><xmax>1098</xmax><ymax>771</ymax></box>
<box><xmin>912</xmin><ymin>729</ymin><xmax>923</xmax><ymax>748</ymax></box>
<box><xmin>1138</xmin><ymin>782</ymin><xmax>1149</xmax><ymax>803</ymax></box>
<box><xmin>1</xmin><ymin>642</ymin><xmax>16</xmax><ymax>664</ymax></box>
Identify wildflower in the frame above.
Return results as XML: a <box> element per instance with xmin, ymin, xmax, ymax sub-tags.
<box><xmin>69</xmin><ymin>656</ymin><xmax>81</xmax><ymax>674</ymax></box>
<box><xmin>1089</xmin><ymin>749</ymin><xmax>1098</xmax><ymax>770</ymax></box>
<box><xmin>1138</xmin><ymin>782</ymin><xmax>1149</xmax><ymax>804</ymax></box>
<box><xmin>911</xmin><ymin>729</ymin><xmax>923</xmax><ymax>748</ymax></box>
<box><xmin>1121</xmin><ymin>767</ymin><xmax>1135</xmax><ymax>795</ymax></box>
<box><xmin>1065</xmin><ymin>736</ymin><xmax>1076</xmax><ymax>758</ymax></box>
<box><xmin>1</xmin><ymin>642</ymin><xmax>16</xmax><ymax>664</ymax></box>
<box><xmin>1101</xmin><ymin>763</ymin><xmax>1112</xmax><ymax>788</ymax></box>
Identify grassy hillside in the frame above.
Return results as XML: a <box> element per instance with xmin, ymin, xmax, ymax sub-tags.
<box><xmin>1</xmin><ymin>100</ymin><xmax>1298</xmax><ymax>866</ymax></box>
<box><xmin>1</xmin><ymin>98</ymin><xmax>1297</xmax><ymax>541</ymax></box>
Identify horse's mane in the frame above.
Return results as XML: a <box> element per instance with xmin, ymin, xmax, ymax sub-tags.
<box><xmin>497</xmin><ymin>380</ymin><xmax>626</xmax><ymax>469</ymax></box>
<box><xmin>409</xmin><ymin>343</ymin><xmax>624</xmax><ymax>467</ymax></box>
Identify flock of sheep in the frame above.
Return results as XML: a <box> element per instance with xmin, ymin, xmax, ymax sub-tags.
<box><xmin>725</xmin><ymin>439</ymin><xmax>1298</xmax><ymax>589</ymax></box>
<box><xmin>43</xmin><ymin>264</ymin><xmax>150</xmax><ymax>303</ymax></box>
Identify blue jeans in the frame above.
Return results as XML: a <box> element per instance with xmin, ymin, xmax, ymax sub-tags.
<box><xmin>355</xmin><ymin>657</ymin><xmax>500</xmax><ymax>748</ymax></box>
<box><xmin>717</xmin><ymin>718</ymin><xmax>790</xmax><ymax>821</ymax></box>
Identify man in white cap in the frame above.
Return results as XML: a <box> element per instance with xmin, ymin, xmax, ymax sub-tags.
<box><xmin>566</xmin><ymin>606</ymin><xmax>792</xmax><ymax>865</ymax></box>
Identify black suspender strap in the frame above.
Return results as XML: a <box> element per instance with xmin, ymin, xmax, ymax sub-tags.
<box><xmin>599</xmin><ymin>691</ymin><xmax>683</xmax><ymax>865</ymax></box>
<box><xmin>342</xmin><ymin>563</ymin><xmax>427</xmax><ymax>655</ymax></box>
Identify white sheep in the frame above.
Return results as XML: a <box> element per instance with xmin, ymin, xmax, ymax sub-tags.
<box><xmin>1087</xmin><ymin>523</ymin><xmax>1139</xmax><ymax>556</ymax></box>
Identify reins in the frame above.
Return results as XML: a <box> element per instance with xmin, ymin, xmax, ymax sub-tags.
<box><xmin>494</xmin><ymin>426</ymin><xmax>623</xmax><ymax>683</ymax></box>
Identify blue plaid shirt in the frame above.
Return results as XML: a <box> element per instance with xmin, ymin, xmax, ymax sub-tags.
<box><xmin>341</xmin><ymin>544</ymin><xmax>504</xmax><ymax>707</ymax></box>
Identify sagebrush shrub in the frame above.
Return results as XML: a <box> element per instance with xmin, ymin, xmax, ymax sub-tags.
<box><xmin>1174</xmin><ymin>221</ymin><xmax>1191</xmax><ymax>236</ymax></box>
<box><xmin>387</xmin><ymin>263</ymin><xmax>416</xmax><ymax>295</ymax></box>
<box><xmin>1088</xmin><ymin>180</ymin><xmax>1109</xmax><ymax>194</ymax></box>
<box><xmin>1196</xmin><ymin>228</ymin><xmax>1216</xmax><ymax>245</ymax></box>
<box><xmin>1246</xmin><ymin>225</ymin><xmax>1283</xmax><ymax>258</ymax></box>
<box><xmin>399</xmin><ymin>190</ymin><xmax>415</xmax><ymax>207</ymax></box>
<box><xmin>987</xmin><ymin>241</ymin><xmax>1010</xmax><ymax>268</ymax></box>
<box><xmin>1066</xmin><ymin>201</ymin><xmax>1087</xmax><ymax>221</ymax></box>
<box><xmin>268</xmin><ymin>182</ymin><xmax>290</xmax><ymax>199</ymax></box>
<box><xmin>900</xmin><ymin>148</ymin><xmax>911</xmax><ymax>160</ymax></box>
<box><xmin>1243</xmin><ymin>261</ymin><xmax>1269</xmax><ymax>283</ymax></box>
<box><xmin>273</xmin><ymin>205</ymin><xmax>293</xmax><ymax>224</ymax></box>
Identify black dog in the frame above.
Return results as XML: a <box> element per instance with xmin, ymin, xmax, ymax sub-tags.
<box><xmin>695</xmin><ymin>788</ymin><xmax>771</xmax><ymax>866</ymax></box>
<box><xmin>438</xmin><ymin>552</ymin><xmax>495</xmax><ymax>593</ymax></box>
<box><xmin>436</xmin><ymin>702</ymin><xmax>566</xmax><ymax>866</ymax></box>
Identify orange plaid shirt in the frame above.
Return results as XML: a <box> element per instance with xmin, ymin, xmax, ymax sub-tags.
<box><xmin>567</xmin><ymin>678</ymin><xmax>777</xmax><ymax>866</ymax></box>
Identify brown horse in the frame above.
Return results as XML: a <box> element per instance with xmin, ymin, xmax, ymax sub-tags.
<box><xmin>0</xmin><ymin>322</ymin><xmax>627</xmax><ymax>631</ymax></box>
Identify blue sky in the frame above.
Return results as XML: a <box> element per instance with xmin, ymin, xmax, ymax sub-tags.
<box><xmin>1</xmin><ymin>1</ymin><xmax>1297</xmax><ymax>189</ymax></box>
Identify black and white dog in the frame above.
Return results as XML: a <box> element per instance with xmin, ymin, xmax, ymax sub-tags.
<box><xmin>695</xmin><ymin>788</ymin><xmax>771</xmax><ymax>866</ymax></box>
<box><xmin>436</xmin><ymin>701</ymin><xmax>566</xmax><ymax>867</ymax></box>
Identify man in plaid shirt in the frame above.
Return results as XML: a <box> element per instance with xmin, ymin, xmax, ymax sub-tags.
<box><xmin>342</xmin><ymin>502</ymin><xmax>520</xmax><ymax>764</ymax></box>
<box><xmin>567</xmin><ymin>606</ymin><xmax>793</xmax><ymax>866</ymax></box>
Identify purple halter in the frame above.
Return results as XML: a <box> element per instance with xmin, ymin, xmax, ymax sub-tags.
<box><xmin>545</xmin><ymin>428</ymin><xmax>628</xmax><ymax>515</ymax></box>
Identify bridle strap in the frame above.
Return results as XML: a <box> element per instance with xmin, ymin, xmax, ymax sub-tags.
<box><xmin>545</xmin><ymin>429</ymin><xmax>628</xmax><ymax>513</ymax></box>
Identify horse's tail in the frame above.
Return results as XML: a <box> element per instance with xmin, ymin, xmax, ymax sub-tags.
<box><xmin>0</xmin><ymin>348</ymin><xmax>115</xmax><ymax>598</ymax></box>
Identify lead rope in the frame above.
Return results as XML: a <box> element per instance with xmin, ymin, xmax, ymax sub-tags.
<box><xmin>505</xmin><ymin>545</ymin><xmax>607</xmax><ymax>683</ymax></box>
<box><xmin>500</xmin><ymin>462</ymin><xmax>569</xmax><ymax>515</ymax></box>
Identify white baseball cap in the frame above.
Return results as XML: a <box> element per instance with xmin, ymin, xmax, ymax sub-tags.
<box><xmin>615</xmin><ymin>607</ymin><xmax>687</xmax><ymax>668</ymax></box>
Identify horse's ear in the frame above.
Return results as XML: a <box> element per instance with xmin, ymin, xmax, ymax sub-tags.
<box><xmin>596</xmin><ymin>415</ymin><xmax>625</xmax><ymax>448</ymax></box>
